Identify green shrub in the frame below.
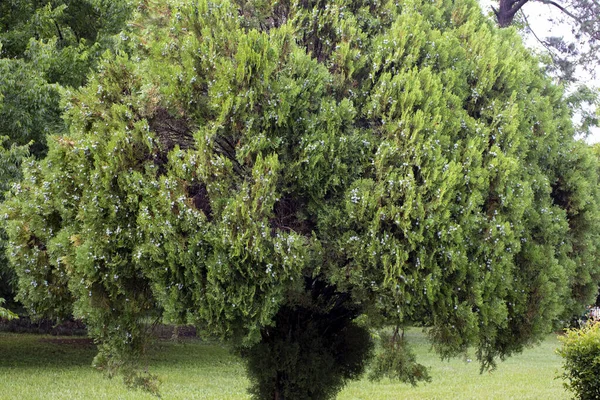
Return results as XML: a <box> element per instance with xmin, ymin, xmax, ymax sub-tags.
<box><xmin>558</xmin><ymin>322</ymin><xmax>600</xmax><ymax>399</ymax></box>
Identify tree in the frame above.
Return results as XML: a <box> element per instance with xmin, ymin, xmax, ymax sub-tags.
<box><xmin>0</xmin><ymin>55</ymin><xmax>63</xmax><ymax>157</ymax></box>
<box><xmin>3</xmin><ymin>0</ymin><xmax>600</xmax><ymax>398</ymax></box>
<box><xmin>492</xmin><ymin>0</ymin><xmax>599</xmax><ymax>74</ymax></box>
<box><xmin>490</xmin><ymin>0</ymin><xmax>600</xmax><ymax>139</ymax></box>
<box><xmin>0</xmin><ymin>0</ymin><xmax>133</xmax><ymax>155</ymax></box>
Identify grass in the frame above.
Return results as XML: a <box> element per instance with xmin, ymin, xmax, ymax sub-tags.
<box><xmin>339</xmin><ymin>330</ymin><xmax>568</xmax><ymax>400</ymax></box>
<box><xmin>0</xmin><ymin>329</ymin><xmax>568</xmax><ymax>399</ymax></box>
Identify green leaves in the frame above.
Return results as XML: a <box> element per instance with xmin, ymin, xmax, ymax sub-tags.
<box><xmin>3</xmin><ymin>0</ymin><xmax>600</xmax><ymax>397</ymax></box>
<box><xmin>369</xmin><ymin>329</ymin><xmax>431</xmax><ymax>385</ymax></box>
<box><xmin>0</xmin><ymin>59</ymin><xmax>62</xmax><ymax>156</ymax></box>
<box><xmin>0</xmin><ymin>298</ymin><xmax>18</xmax><ymax>320</ymax></box>
<box><xmin>0</xmin><ymin>138</ymin><xmax>29</xmax><ymax>318</ymax></box>
<box><xmin>558</xmin><ymin>322</ymin><xmax>600</xmax><ymax>399</ymax></box>
<box><xmin>0</xmin><ymin>0</ymin><xmax>133</xmax><ymax>156</ymax></box>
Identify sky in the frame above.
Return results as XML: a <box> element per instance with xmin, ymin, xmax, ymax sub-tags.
<box><xmin>478</xmin><ymin>0</ymin><xmax>600</xmax><ymax>144</ymax></box>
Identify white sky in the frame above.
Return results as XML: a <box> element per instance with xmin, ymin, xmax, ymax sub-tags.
<box><xmin>478</xmin><ymin>0</ymin><xmax>600</xmax><ymax>144</ymax></box>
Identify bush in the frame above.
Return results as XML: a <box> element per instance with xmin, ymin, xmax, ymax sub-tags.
<box><xmin>558</xmin><ymin>323</ymin><xmax>600</xmax><ymax>399</ymax></box>
<box><xmin>6</xmin><ymin>0</ymin><xmax>600</xmax><ymax>395</ymax></box>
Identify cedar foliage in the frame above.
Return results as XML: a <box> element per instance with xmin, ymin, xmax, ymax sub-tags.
<box><xmin>0</xmin><ymin>0</ymin><xmax>132</xmax><ymax>316</ymax></box>
<box><xmin>0</xmin><ymin>138</ymin><xmax>29</xmax><ymax>320</ymax></box>
<box><xmin>3</xmin><ymin>0</ymin><xmax>600</xmax><ymax>398</ymax></box>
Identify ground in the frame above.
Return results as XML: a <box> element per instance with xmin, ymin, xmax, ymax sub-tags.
<box><xmin>0</xmin><ymin>329</ymin><xmax>566</xmax><ymax>399</ymax></box>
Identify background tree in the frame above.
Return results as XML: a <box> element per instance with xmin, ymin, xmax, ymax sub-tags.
<box><xmin>490</xmin><ymin>0</ymin><xmax>599</xmax><ymax>137</ymax></box>
<box><xmin>0</xmin><ymin>54</ymin><xmax>62</xmax><ymax>157</ymax></box>
<box><xmin>0</xmin><ymin>0</ymin><xmax>132</xmax><ymax>154</ymax></box>
<box><xmin>0</xmin><ymin>0</ymin><xmax>132</xmax><ymax>72</ymax></box>
<box><xmin>492</xmin><ymin>0</ymin><xmax>599</xmax><ymax>76</ymax></box>
<box><xmin>4</xmin><ymin>0</ymin><xmax>600</xmax><ymax>398</ymax></box>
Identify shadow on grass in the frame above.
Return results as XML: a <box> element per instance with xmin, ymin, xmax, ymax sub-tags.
<box><xmin>0</xmin><ymin>332</ymin><xmax>242</xmax><ymax>373</ymax></box>
<box><xmin>0</xmin><ymin>333</ymin><xmax>96</xmax><ymax>369</ymax></box>
<box><xmin>147</xmin><ymin>339</ymin><xmax>243</xmax><ymax>370</ymax></box>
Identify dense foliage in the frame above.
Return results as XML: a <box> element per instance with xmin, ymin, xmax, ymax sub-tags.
<box><xmin>558</xmin><ymin>322</ymin><xmax>600</xmax><ymax>399</ymax></box>
<box><xmin>0</xmin><ymin>0</ymin><xmax>132</xmax><ymax>316</ymax></box>
<box><xmin>0</xmin><ymin>138</ymin><xmax>29</xmax><ymax>318</ymax></box>
<box><xmin>0</xmin><ymin>54</ymin><xmax>62</xmax><ymax>157</ymax></box>
<box><xmin>0</xmin><ymin>0</ymin><xmax>132</xmax><ymax>155</ymax></box>
<box><xmin>3</xmin><ymin>0</ymin><xmax>600</xmax><ymax>398</ymax></box>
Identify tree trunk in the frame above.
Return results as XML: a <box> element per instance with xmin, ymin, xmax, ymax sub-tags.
<box><xmin>273</xmin><ymin>375</ymin><xmax>284</xmax><ymax>400</ymax></box>
<box><xmin>494</xmin><ymin>0</ymin><xmax>530</xmax><ymax>27</ymax></box>
<box><xmin>496</xmin><ymin>0</ymin><xmax>514</xmax><ymax>27</ymax></box>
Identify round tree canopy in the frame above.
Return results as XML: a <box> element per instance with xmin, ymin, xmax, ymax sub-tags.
<box><xmin>4</xmin><ymin>0</ymin><xmax>600</xmax><ymax>395</ymax></box>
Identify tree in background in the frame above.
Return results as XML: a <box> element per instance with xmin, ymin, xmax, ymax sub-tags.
<box><xmin>0</xmin><ymin>0</ymin><xmax>132</xmax><ymax>155</ymax></box>
<box><xmin>0</xmin><ymin>54</ymin><xmax>63</xmax><ymax>157</ymax></box>
<box><xmin>3</xmin><ymin>0</ymin><xmax>600</xmax><ymax>398</ymax></box>
<box><xmin>492</xmin><ymin>0</ymin><xmax>598</xmax><ymax>77</ymax></box>
<box><xmin>491</xmin><ymin>0</ymin><xmax>599</xmax><ymax>137</ymax></box>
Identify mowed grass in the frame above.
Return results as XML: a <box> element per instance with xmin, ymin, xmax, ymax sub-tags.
<box><xmin>339</xmin><ymin>329</ymin><xmax>568</xmax><ymax>400</ymax></box>
<box><xmin>0</xmin><ymin>329</ymin><xmax>568</xmax><ymax>399</ymax></box>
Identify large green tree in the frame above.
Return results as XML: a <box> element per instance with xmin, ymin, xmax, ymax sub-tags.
<box><xmin>4</xmin><ymin>0</ymin><xmax>600</xmax><ymax>398</ymax></box>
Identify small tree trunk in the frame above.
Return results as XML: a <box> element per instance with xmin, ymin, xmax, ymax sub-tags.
<box><xmin>273</xmin><ymin>375</ymin><xmax>284</xmax><ymax>400</ymax></box>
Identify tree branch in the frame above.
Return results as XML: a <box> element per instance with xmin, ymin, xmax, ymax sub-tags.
<box><xmin>491</xmin><ymin>5</ymin><xmax>499</xmax><ymax>17</ymax></box>
<box><xmin>520</xmin><ymin>9</ymin><xmax>561</xmax><ymax>60</ymax></box>
<box><xmin>53</xmin><ymin>20</ymin><xmax>64</xmax><ymax>42</ymax></box>
<box><xmin>507</xmin><ymin>0</ymin><xmax>531</xmax><ymax>18</ymax></box>
<box><xmin>534</xmin><ymin>0</ymin><xmax>600</xmax><ymax>42</ymax></box>
<box><xmin>495</xmin><ymin>0</ymin><xmax>531</xmax><ymax>27</ymax></box>
<box><xmin>536</xmin><ymin>0</ymin><xmax>584</xmax><ymax>25</ymax></box>
<box><xmin>518</xmin><ymin>9</ymin><xmax>577</xmax><ymax>83</ymax></box>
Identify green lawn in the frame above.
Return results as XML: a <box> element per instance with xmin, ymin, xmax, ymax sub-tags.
<box><xmin>0</xmin><ymin>329</ymin><xmax>568</xmax><ymax>399</ymax></box>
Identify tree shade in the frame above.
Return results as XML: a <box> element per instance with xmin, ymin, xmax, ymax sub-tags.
<box><xmin>3</xmin><ymin>0</ymin><xmax>600</xmax><ymax>398</ymax></box>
